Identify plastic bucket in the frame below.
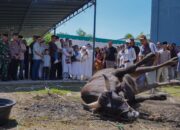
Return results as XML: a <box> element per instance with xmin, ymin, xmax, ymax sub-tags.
<box><xmin>0</xmin><ymin>98</ymin><xmax>16</xmax><ymax>126</ymax></box>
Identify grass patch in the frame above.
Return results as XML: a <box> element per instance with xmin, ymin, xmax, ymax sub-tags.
<box><xmin>17</xmin><ymin>88</ymin><xmax>71</xmax><ymax>96</ymax></box>
<box><xmin>161</xmin><ymin>86</ymin><xmax>180</xmax><ymax>97</ymax></box>
<box><xmin>49</xmin><ymin>88</ymin><xmax>71</xmax><ymax>95</ymax></box>
<box><xmin>0</xmin><ymin>82</ymin><xmax>85</xmax><ymax>93</ymax></box>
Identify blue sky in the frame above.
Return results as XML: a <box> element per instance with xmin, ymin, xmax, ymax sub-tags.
<box><xmin>56</xmin><ymin>0</ymin><xmax>152</xmax><ymax>40</ymax></box>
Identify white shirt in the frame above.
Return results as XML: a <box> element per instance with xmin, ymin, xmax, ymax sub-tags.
<box><xmin>124</xmin><ymin>47</ymin><xmax>136</xmax><ymax>63</ymax></box>
<box><xmin>158</xmin><ymin>49</ymin><xmax>170</xmax><ymax>64</ymax></box>
<box><xmin>43</xmin><ymin>55</ymin><xmax>51</xmax><ymax>67</ymax></box>
<box><xmin>117</xmin><ymin>50</ymin><xmax>125</xmax><ymax>67</ymax></box>
<box><xmin>86</xmin><ymin>48</ymin><xmax>93</xmax><ymax>77</ymax></box>
<box><xmin>55</xmin><ymin>41</ymin><xmax>62</xmax><ymax>50</ymax></box>
<box><xmin>62</xmin><ymin>48</ymin><xmax>71</xmax><ymax>61</ymax></box>
<box><xmin>33</xmin><ymin>42</ymin><xmax>42</xmax><ymax>60</ymax></box>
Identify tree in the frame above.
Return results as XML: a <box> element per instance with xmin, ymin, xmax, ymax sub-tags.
<box><xmin>26</xmin><ymin>38</ymin><xmax>33</xmax><ymax>45</ymax></box>
<box><xmin>135</xmin><ymin>32</ymin><xmax>151</xmax><ymax>40</ymax></box>
<box><xmin>86</xmin><ymin>34</ymin><xmax>93</xmax><ymax>38</ymax></box>
<box><xmin>76</xmin><ymin>28</ymin><xmax>87</xmax><ymax>37</ymax></box>
<box><xmin>43</xmin><ymin>32</ymin><xmax>52</xmax><ymax>44</ymax></box>
<box><xmin>76</xmin><ymin>28</ymin><xmax>92</xmax><ymax>37</ymax></box>
<box><xmin>136</xmin><ymin>32</ymin><xmax>144</xmax><ymax>39</ymax></box>
<box><xmin>59</xmin><ymin>32</ymin><xmax>69</xmax><ymax>35</ymax></box>
<box><xmin>124</xmin><ymin>33</ymin><xmax>134</xmax><ymax>39</ymax></box>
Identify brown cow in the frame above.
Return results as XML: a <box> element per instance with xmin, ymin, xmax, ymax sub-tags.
<box><xmin>81</xmin><ymin>53</ymin><xmax>180</xmax><ymax>121</ymax></box>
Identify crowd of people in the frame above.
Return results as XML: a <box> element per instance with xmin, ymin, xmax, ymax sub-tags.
<box><xmin>94</xmin><ymin>35</ymin><xmax>180</xmax><ymax>84</ymax></box>
<box><xmin>0</xmin><ymin>33</ymin><xmax>93</xmax><ymax>81</ymax></box>
<box><xmin>0</xmin><ymin>33</ymin><xmax>180</xmax><ymax>83</ymax></box>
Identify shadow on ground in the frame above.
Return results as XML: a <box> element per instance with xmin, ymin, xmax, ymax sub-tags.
<box><xmin>0</xmin><ymin>119</ymin><xmax>18</xmax><ymax>129</ymax></box>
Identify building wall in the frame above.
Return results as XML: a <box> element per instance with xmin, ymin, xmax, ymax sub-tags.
<box><xmin>151</xmin><ymin>0</ymin><xmax>180</xmax><ymax>44</ymax></box>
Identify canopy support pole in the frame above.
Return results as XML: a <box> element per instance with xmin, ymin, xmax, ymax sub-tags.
<box><xmin>53</xmin><ymin>27</ymin><xmax>56</xmax><ymax>35</ymax></box>
<box><xmin>92</xmin><ymin>0</ymin><xmax>97</xmax><ymax>74</ymax></box>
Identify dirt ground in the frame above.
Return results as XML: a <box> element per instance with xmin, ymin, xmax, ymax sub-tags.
<box><xmin>0</xmin><ymin>83</ymin><xmax>180</xmax><ymax>130</ymax></box>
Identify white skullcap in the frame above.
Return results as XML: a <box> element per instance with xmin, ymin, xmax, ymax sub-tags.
<box><xmin>125</xmin><ymin>39</ymin><xmax>131</xmax><ymax>43</ymax></box>
<box><xmin>82</xmin><ymin>46</ymin><xmax>87</xmax><ymax>49</ymax></box>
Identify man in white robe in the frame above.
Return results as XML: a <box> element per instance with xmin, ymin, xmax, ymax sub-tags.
<box><xmin>80</xmin><ymin>46</ymin><xmax>88</xmax><ymax>80</ymax></box>
<box><xmin>86</xmin><ymin>44</ymin><xmax>93</xmax><ymax>79</ymax></box>
<box><xmin>62</xmin><ymin>43</ymin><xmax>72</xmax><ymax>80</ymax></box>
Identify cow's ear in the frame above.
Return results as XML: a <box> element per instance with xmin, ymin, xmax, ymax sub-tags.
<box><xmin>102</xmin><ymin>74</ymin><xmax>111</xmax><ymax>91</ymax></box>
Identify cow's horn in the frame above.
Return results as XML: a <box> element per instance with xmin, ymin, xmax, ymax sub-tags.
<box><xmin>102</xmin><ymin>74</ymin><xmax>110</xmax><ymax>91</ymax></box>
<box><xmin>83</xmin><ymin>101</ymin><xmax>100</xmax><ymax>110</ymax></box>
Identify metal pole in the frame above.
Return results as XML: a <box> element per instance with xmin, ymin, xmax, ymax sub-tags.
<box><xmin>156</xmin><ymin>0</ymin><xmax>160</xmax><ymax>42</ymax></box>
<box><xmin>92</xmin><ymin>0</ymin><xmax>97</xmax><ymax>74</ymax></box>
<box><xmin>53</xmin><ymin>27</ymin><xmax>56</xmax><ymax>35</ymax></box>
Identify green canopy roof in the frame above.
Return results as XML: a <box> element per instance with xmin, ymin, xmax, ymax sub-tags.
<box><xmin>57</xmin><ymin>34</ymin><xmax>124</xmax><ymax>44</ymax></box>
<box><xmin>57</xmin><ymin>34</ymin><xmax>140</xmax><ymax>45</ymax></box>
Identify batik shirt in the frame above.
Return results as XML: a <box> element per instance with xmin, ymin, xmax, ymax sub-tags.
<box><xmin>9</xmin><ymin>40</ymin><xmax>21</xmax><ymax>59</ymax></box>
<box><xmin>0</xmin><ymin>40</ymin><xmax>11</xmax><ymax>63</ymax></box>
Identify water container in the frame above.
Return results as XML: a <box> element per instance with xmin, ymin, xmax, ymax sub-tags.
<box><xmin>0</xmin><ymin>98</ymin><xmax>16</xmax><ymax>126</ymax></box>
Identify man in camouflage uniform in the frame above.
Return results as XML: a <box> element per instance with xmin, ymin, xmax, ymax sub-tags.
<box><xmin>0</xmin><ymin>34</ymin><xmax>11</xmax><ymax>81</ymax></box>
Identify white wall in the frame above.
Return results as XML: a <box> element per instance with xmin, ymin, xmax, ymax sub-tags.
<box><xmin>71</xmin><ymin>40</ymin><xmax>121</xmax><ymax>48</ymax></box>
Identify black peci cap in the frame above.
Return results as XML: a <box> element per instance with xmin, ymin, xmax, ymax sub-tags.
<box><xmin>162</xmin><ymin>41</ymin><xmax>168</xmax><ymax>45</ymax></box>
<box><xmin>2</xmin><ymin>33</ymin><xmax>8</xmax><ymax>37</ymax></box>
<box><xmin>55</xmin><ymin>35</ymin><xmax>59</xmax><ymax>39</ymax></box>
<box><xmin>36</xmin><ymin>36</ymin><xmax>41</xmax><ymax>39</ymax></box>
<box><xmin>130</xmin><ymin>38</ymin><xmax>134</xmax><ymax>41</ymax></box>
<box><xmin>51</xmin><ymin>35</ymin><xmax>56</xmax><ymax>38</ymax></box>
<box><xmin>18</xmin><ymin>35</ymin><xmax>23</xmax><ymax>39</ymax></box>
<box><xmin>13</xmin><ymin>33</ymin><xmax>19</xmax><ymax>36</ymax></box>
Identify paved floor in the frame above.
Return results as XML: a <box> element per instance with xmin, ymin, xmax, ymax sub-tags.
<box><xmin>0</xmin><ymin>80</ymin><xmax>87</xmax><ymax>85</ymax></box>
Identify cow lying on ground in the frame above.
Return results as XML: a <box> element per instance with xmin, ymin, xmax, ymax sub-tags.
<box><xmin>81</xmin><ymin>53</ymin><xmax>180</xmax><ymax>121</ymax></box>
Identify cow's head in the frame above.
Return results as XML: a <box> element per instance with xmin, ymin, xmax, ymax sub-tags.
<box><xmin>84</xmin><ymin>75</ymin><xmax>139</xmax><ymax>121</ymax></box>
